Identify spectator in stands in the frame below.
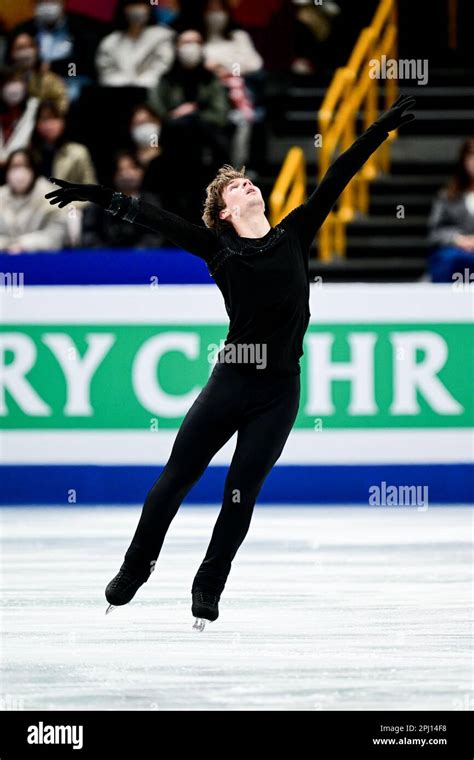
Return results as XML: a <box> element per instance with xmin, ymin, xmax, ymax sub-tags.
<box><xmin>127</xmin><ymin>102</ymin><xmax>181</xmax><ymax>218</ymax></box>
<box><xmin>202</xmin><ymin>0</ymin><xmax>263</xmax><ymax>76</ymax></box>
<box><xmin>148</xmin><ymin>29</ymin><xmax>229</xmax><ymax>130</ymax></box>
<box><xmin>9</xmin><ymin>32</ymin><xmax>68</xmax><ymax>114</ymax></box>
<box><xmin>81</xmin><ymin>150</ymin><xmax>163</xmax><ymax>248</ymax></box>
<box><xmin>129</xmin><ymin>103</ymin><xmax>163</xmax><ymax>169</ymax></box>
<box><xmin>95</xmin><ymin>0</ymin><xmax>175</xmax><ymax>88</ymax></box>
<box><xmin>0</xmin><ymin>67</ymin><xmax>38</xmax><ymax>170</ymax></box>
<box><xmin>201</xmin><ymin>0</ymin><xmax>265</xmax><ymax>165</ymax></box>
<box><xmin>9</xmin><ymin>0</ymin><xmax>105</xmax><ymax>100</ymax></box>
<box><xmin>30</xmin><ymin>99</ymin><xmax>97</xmax><ymax>184</ymax></box>
<box><xmin>148</xmin><ymin>29</ymin><xmax>230</xmax><ymax>220</ymax></box>
<box><xmin>427</xmin><ymin>137</ymin><xmax>474</xmax><ymax>283</ymax></box>
<box><xmin>0</xmin><ymin>147</ymin><xmax>67</xmax><ymax>253</ymax></box>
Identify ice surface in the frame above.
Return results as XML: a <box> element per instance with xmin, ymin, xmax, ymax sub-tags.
<box><xmin>1</xmin><ymin>506</ymin><xmax>472</xmax><ymax>711</ymax></box>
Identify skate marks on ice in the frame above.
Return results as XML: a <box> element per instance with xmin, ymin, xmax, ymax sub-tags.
<box><xmin>0</xmin><ymin>506</ymin><xmax>471</xmax><ymax>711</ymax></box>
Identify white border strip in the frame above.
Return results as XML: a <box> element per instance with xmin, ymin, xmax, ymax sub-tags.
<box><xmin>1</xmin><ymin>284</ymin><xmax>472</xmax><ymax>324</ymax></box>
<box><xmin>1</xmin><ymin>430</ymin><xmax>472</xmax><ymax>465</ymax></box>
<box><xmin>310</xmin><ymin>283</ymin><xmax>474</xmax><ymax>323</ymax></box>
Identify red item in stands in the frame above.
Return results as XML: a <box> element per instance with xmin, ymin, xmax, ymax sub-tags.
<box><xmin>232</xmin><ymin>0</ymin><xmax>283</xmax><ymax>28</ymax></box>
<box><xmin>66</xmin><ymin>0</ymin><xmax>119</xmax><ymax>23</ymax></box>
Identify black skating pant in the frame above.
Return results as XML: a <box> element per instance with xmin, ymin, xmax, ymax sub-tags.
<box><xmin>124</xmin><ymin>361</ymin><xmax>301</xmax><ymax>598</ymax></box>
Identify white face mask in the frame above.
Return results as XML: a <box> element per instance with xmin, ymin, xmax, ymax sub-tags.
<box><xmin>125</xmin><ymin>7</ymin><xmax>149</xmax><ymax>25</ymax></box>
<box><xmin>2</xmin><ymin>82</ymin><xmax>27</xmax><ymax>107</ymax></box>
<box><xmin>178</xmin><ymin>43</ymin><xmax>203</xmax><ymax>68</ymax></box>
<box><xmin>12</xmin><ymin>48</ymin><xmax>38</xmax><ymax>68</ymax></box>
<box><xmin>7</xmin><ymin>166</ymin><xmax>35</xmax><ymax>194</ymax></box>
<box><xmin>205</xmin><ymin>10</ymin><xmax>228</xmax><ymax>34</ymax></box>
<box><xmin>35</xmin><ymin>1</ymin><xmax>63</xmax><ymax>25</ymax></box>
<box><xmin>131</xmin><ymin>122</ymin><xmax>161</xmax><ymax>147</ymax></box>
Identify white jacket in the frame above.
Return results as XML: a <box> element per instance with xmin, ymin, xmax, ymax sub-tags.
<box><xmin>96</xmin><ymin>26</ymin><xmax>175</xmax><ymax>87</ymax></box>
<box><xmin>204</xmin><ymin>30</ymin><xmax>263</xmax><ymax>76</ymax></box>
<box><xmin>0</xmin><ymin>97</ymin><xmax>39</xmax><ymax>164</ymax></box>
<box><xmin>0</xmin><ymin>176</ymin><xmax>68</xmax><ymax>252</ymax></box>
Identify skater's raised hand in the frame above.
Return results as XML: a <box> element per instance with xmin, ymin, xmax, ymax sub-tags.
<box><xmin>45</xmin><ymin>178</ymin><xmax>113</xmax><ymax>209</ymax></box>
<box><xmin>374</xmin><ymin>94</ymin><xmax>416</xmax><ymax>132</ymax></box>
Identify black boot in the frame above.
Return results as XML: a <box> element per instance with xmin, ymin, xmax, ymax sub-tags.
<box><xmin>105</xmin><ymin>560</ymin><xmax>155</xmax><ymax>608</ymax></box>
<box><xmin>191</xmin><ymin>590</ymin><xmax>219</xmax><ymax>622</ymax></box>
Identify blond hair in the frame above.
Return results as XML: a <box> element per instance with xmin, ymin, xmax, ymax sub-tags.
<box><xmin>202</xmin><ymin>164</ymin><xmax>246</xmax><ymax>232</ymax></box>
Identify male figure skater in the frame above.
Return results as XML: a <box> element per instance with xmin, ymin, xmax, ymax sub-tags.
<box><xmin>46</xmin><ymin>95</ymin><xmax>416</xmax><ymax>627</ymax></box>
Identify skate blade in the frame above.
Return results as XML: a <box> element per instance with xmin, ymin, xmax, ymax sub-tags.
<box><xmin>193</xmin><ymin>617</ymin><xmax>206</xmax><ymax>632</ymax></box>
<box><xmin>105</xmin><ymin>604</ymin><xmax>116</xmax><ymax>615</ymax></box>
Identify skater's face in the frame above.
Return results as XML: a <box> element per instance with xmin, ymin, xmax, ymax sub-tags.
<box><xmin>220</xmin><ymin>177</ymin><xmax>264</xmax><ymax>225</ymax></box>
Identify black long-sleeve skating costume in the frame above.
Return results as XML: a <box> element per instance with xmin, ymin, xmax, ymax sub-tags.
<box><xmin>105</xmin><ymin>122</ymin><xmax>390</xmax><ymax>597</ymax></box>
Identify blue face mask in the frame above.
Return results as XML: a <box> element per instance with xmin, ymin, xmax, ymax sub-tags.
<box><xmin>156</xmin><ymin>8</ymin><xmax>179</xmax><ymax>26</ymax></box>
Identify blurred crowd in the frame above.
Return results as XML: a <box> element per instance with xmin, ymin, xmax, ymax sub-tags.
<box><xmin>0</xmin><ymin>0</ymin><xmax>472</xmax><ymax>283</ymax></box>
<box><xmin>427</xmin><ymin>138</ymin><xmax>474</xmax><ymax>283</ymax></box>
<box><xmin>0</xmin><ymin>0</ymin><xmax>349</xmax><ymax>253</ymax></box>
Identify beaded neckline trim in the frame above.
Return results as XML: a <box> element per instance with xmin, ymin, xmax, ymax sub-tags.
<box><xmin>208</xmin><ymin>226</ymin><xmax>286</xmax><ymax>277</ymax></box>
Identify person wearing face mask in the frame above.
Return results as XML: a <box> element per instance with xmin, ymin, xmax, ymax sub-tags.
<box><xmin>30</xmin><ymin>100</ymin><xmax>96</xmax><ymax>185</ymax></box>
<box><xmin>149</xmin><ymin>29</ymin><xmax>229</xmax><ymax>129</ymax></box>
<box><xmin>95</xmin><ymin>0</ymin><xmax>175</xmax><ymax>88</ymax></box>
<box><xmin>81</xmin><ymin>151</ymin><xmax>163</xmax><ymax>248</ymax></box>
<box><xmin>202</xmin><ymin>0</ymin><xmax>263</xmax><ymax>77</ymax></box>
<box><xmin>0</xmin><ymin>68</ymin><xmax>39</xmax><ymax>168</ymax></box>
<box><xmin>9</xmin><ymin>0</ymin><xmax>106</xmax><ymax>100</ymax></box>
<box><xmin>148</xmin><ymin>29</ymin><xmax>230</xmax><ymax>221</ymax></box>
<box><xmin>200</xmin><ymin>0</ymin><xmax>265</xmax><ymax>167</ymax></box>
<box><xmin>129</xmin><ymin>104</ymin><xmax>163</xmax><ymax>168</ymax></box>
<box><xmin>9</xmin><ymin>32</ymin><xmax>68</xmax><ymax>115</ymax></box>
<box><xmin>127</xmin><ymin>102</ymin><xmax>183</xmax><ymax>220</ymax></box>
<box><xmin>0</xmin><ymin>148</ymin><xmax>67</xmax><ymax>253</ymax></box>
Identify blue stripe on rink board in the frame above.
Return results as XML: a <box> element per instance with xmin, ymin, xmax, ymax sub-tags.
<box><xmin>0</xmin><ymin>249</ymin><xmax>212</xmax><ymax>285</ymax></box>
<box><xmin>0</xmin><ymin>464</ymin><xmax>472</xmax><ymax>505</ymax></box>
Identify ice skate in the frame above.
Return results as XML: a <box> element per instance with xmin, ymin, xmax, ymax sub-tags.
<box><xmin>105</xmin><ymin>560</ymin><xmax>156</xmax><ymax>612</ymax></box>
<box><xmin>191</xmin><ymin>590</ymin><xmax>219</xmax><ymax>630</ymax></box>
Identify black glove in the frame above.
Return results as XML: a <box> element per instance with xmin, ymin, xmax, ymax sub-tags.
<box><xmin>374</xmin><ymin>94</ymin><xmax>416</xmax><ymax>132</ymax></box>
<box><xmin>45</xmin><ymin>178</ymin><xmax>114</xmax><ymax>209</ymax></box>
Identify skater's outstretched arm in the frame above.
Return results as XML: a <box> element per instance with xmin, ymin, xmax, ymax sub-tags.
<box><xmin>45</xmin><ymin>181</ymin><xmax>218</xmax><ymax>261</ymax></box>
<box><xmin>281</xmin><ymin>95</ymin><xmax>416</xmax><ymax>251</ymax></box>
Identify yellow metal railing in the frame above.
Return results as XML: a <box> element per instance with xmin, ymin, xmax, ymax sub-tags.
<box><xmin>269</xmin><ymin>146</ymin><xmax>306</xmax><ymax>225</ymax></box>
<box><xmin>270</xmin><ymin>0</ymin><xmax>399</xmax><ymax>260</ymax></box>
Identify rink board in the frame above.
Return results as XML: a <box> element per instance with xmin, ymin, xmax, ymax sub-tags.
<box><xmin>1</xmin><ymin>284</ymin><xmax>473</xmax><ymax>504</ymax></box>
